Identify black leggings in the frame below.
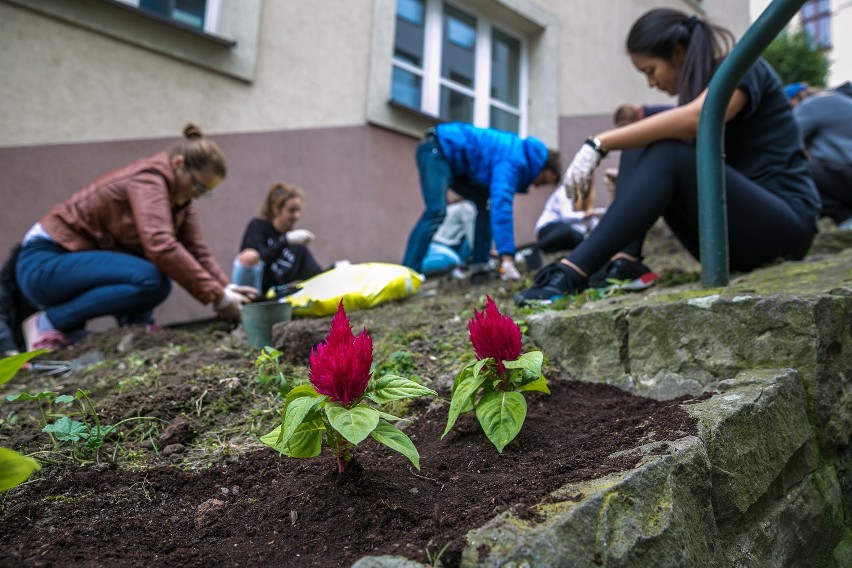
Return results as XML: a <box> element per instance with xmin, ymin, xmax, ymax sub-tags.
<box><xmin>536</xmin><ymin>222</ymin><xmax>585</xmax><ymax>253</ymax></box>
<box><xmin>567</xmin><ymin>140</ymin><xmax>816</xmax><ymax>275</ymax></box>
<box><xmin>811</xmin><ymin>160</ymin><xmax>852</xmax><ymax>225</ymax></box>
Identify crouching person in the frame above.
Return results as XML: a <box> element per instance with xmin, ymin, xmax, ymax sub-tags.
<box><xmin>16</xmin><ymin>123</ymin><xmax>256</xmax><ymax>351</ymax></box>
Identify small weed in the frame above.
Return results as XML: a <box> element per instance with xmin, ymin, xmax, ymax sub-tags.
<box><xmin>254</xmin><ymin>347</ymin><xmax>304</xmax><ymax>396</ymax></box>
<box><xmin>425</xmin><ymin>541</ymin><xmax>452</xmax><ymax>567</ymax></box>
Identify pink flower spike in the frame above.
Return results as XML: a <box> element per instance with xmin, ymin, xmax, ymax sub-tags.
<box><xmin>468</xmin><ymin>295</ymin><xmax>522</xmax><ymax>375</ymax></box>
<box><xmin>309</xmin><ymin>302</ymin><xmax>373</xmax><ymax>406</ymax></box>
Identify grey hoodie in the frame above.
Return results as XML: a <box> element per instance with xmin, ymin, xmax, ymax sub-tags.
<box><xmin>794</xmin><ymin>81</ymin><xmax>852</xmax><ymax>164</ymax></box>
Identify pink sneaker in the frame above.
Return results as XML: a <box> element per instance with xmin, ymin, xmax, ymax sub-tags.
<box><xmin>22</xmin><ymin>312</ymin><xmax>71</xmax><ymax>352</ymax></box>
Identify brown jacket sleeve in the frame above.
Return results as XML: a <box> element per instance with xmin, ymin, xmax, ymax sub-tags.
<box><xmin>125</xmin><ymin>173</ymin><xmax>226</xmax><ymax>305</ymax></box>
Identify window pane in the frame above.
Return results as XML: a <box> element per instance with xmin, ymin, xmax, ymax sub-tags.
<box><xmin>391</xmin><ymin>66</ymin><xmax>423</xmax><ymax>109</ymax></box>
<box><xmin>396</xmin><ymin>0</ymin><xmax>424</xmax><ymax>25</ymax></box>
<box><xmin>394</xmin><ymin>0</ymin><xmax>425</xmax><ymax>66</ymax></box>
<box><xmin>441</xmin><ymin>4</ymin><xmax>476</xmax><ymax>88</ymax></box>
<box><xmin>491</xmin><ymin>28</ymin><xmax>520</xmax><ymax>106</ymax></box>
<box><xmin>140</xmin><ymin>0</ymin><xmax>206</xmax><ymax>29</ymax></box>
<box><xmin>490</xmin><ymin>106</ymin><xmax>519</xmax><ymax>134</ymax></box>
<box><xmin>440</xmin><ymin>86</ymin><xmax>474</xmax><ymax>123</ymax></box>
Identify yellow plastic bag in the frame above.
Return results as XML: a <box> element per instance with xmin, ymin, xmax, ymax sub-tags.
<box><xmin>285</xmin><ymin>263</ymin><xmax>423</xmax><ymax>318</ymax></box>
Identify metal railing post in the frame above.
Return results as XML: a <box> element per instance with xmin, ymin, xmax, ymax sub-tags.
<box><xmin>696</xmin><ymin>0</ymin><xmax>807</xmax><ymax>287</ymax></box>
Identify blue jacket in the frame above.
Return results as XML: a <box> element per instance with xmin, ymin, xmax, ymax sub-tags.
<box><xmin>435</xmin><ymin>122</ymin><xmax>549</xmax><ymax>255</ymax></box>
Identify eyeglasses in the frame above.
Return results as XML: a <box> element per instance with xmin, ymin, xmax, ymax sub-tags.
<box><xmin>188</xmin><ymin>171</ymin><xmax>213</xmax><ymax>199</ymax></box>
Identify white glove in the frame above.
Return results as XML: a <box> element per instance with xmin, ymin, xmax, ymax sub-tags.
<box><xmin>499</xmin><ymin>259</ymin><xmax>521</xmax><ymax>281</ymax></box>
<box><xmin>226</xmin><ymin>283</ymin><xmax>258</xmax><ymax>301</ymax></box>
<box><xmin>563</xmin><ymin>143</ymin><xmax>602</xmax><ymax>202</ymax></box>
<box><xmin>285</xmin><ymin>229</ymin><xmax>315</xmax><ymax>246</ymax></box>
<box><xmin>214</xmin><ymin>287</ymin><xmax>251</xmax><ymax>321</ymax></box>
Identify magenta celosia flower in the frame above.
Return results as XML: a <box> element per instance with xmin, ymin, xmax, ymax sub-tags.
<box><xmin>309</xmin><ymin>302</ymin><xmax>373</xmax><ymax>406</ymax></box>
<box><xmin>468</xmin><ymin>295</ymin><xmax>522</xmax><ymax>375</ymax></box>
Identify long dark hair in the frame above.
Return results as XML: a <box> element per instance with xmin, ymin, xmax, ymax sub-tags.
<box><xmin>626</xmin><ymin>8</ymin><xmax>735</xmax><ymax>105</ymax></box>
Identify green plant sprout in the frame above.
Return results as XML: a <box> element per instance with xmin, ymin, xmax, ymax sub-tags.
<box><xmin>0</xmin><ymin>350</ymin><xmax>48</xmax><ymax>490</ymax></box>
<box><xmin>443</xmin><ymin>296</ymin><xmax>549</xmax><ymax>453</ymax></box>
<box><xmin>261</xmin><ymin>302</ymin><xmax>437</xmax><ymax>474</ymax></box>
<box><xmin>7</xmin><ymin>387</ymin><xmax>161</xmax><ymax>460</ymax></box>
<box><xmin>254</xmin><ymin>346</ymin><xmax>304</xmax><ymax>395</ymax></box>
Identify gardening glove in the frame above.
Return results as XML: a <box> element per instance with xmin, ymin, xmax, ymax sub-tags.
<box><xmin>226</xmin><ymin>283</ymin><xmax>258</xmax><ymax>301</ymax></box>
<box><xmin>563</xmin><ymin>143</ymin><xmax>602</xmax><ymax>203</ymax></box>
<box><xmin>214</xmin><ymin>287</ymin><xmax>251</xmax><ymax>322</ymax></box>
<box><xmin>285</xmin><ymin>229</ymin><xmax>315</xmax><ymax>246</ymax></box>
<box><xmin>499</xmin><ymin>259</ymin><xmax>521</xmax><ymax>281</ymax></box>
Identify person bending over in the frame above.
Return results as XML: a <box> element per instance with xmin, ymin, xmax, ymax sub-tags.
<box><xmin>793</xmin><ymin>81</ymin><xmax>852</xmax><ymax>230</ymax></box>
<box><xmin>402</xmin><ymin>122</ymin><xmax>561</xmax><ymax>282</ymax></box>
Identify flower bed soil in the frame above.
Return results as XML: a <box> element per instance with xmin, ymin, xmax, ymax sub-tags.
<box><xmin>0</xmin><ymin>374</ymin><xmax>699</xmax><ymax>568</ymax></box>
<box><xmin>0</xmin><ymin>223</ymin><xmax>704</xmax><ymax>567</ymax></box>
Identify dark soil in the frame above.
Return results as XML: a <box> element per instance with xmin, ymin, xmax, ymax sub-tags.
<box><xmin>0</xmin><ymin>224</ymin><xmax>704</xmax><ymax>567</ymax></box>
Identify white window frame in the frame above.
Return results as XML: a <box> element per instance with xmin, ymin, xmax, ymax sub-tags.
<box><xmin>391</xmin><ymin>0</ymin><xmax>529</xmax><ymax>134</ymax></box>
<box><xmin>368</xmin><ymin>0</ymin><xmax>558</xmax><ymax>147</ymax></box>
<box><xmin>114</xmin><ymin>0</ymin><xmax>221</xmax><ymax>35</ymax></box>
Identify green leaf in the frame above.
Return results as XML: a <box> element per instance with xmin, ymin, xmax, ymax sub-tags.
<box><xmin>277</xmin><ymin>394</ymin><xmax>326</xmax><ymax>447</ymax></box>
<box><xmin>503</xmin><ymin>351</ymin><xmax>544</xmax><ymax>379</ymax></box>
<box><xmin>53</xmin><ymin>395</ymin><xmax>77</xmax><ymax>404</ymax></box>
<box><xmin>0</xmin><ymin>350</ymin><xmax>48</xmax><ymax>385</ymax></box>
<box><xmin>370</xmin><ymin>420</ymin><xmax>421</xmax><ymax>470</ymax></box>
<box><xmin>366</xmin><ymin>375</ymin><xmax>438</xmax><ymax>404</ymax></box>
<box><xmin>43</xmin><ymin>417</ymin><xmax>89</xmax><ymax>442</ymax></box>
<box><xmin>0</xmin><ymin>447</ymin><xmax>41</xmax><ymax>491</ymax></box>
<box><xmin>6</xmin><ymin>391</ymin><xmax>59</xmax><ymax>403</ymax></box>
<box><xmin>451</xmin><ymin>361</ymin><xmax>476</xmax><ymax>393</ymax></box>
<box><xmin>442</xmin><ymin>374</ymin><xmax>486</xmax><ymax>438</ymax></box>
<box><xmin>476</xmin><ymin>391</ymin><xmax>527</xmax><ymax>453</ymax></box>
<box><xmin>261</xmin><ymin>419</ymin><xmax>325</xmax><ymax>457</ymax></box>
<box><xmin>284</xmin><ymin>420</ymin><xmax>325</xmax><ymax>457</ymax></box>
<box><xmin>516</xmin><ymin>375</ymin><xmax>550</xmax><ymax>395</ymax></box>
<box><xmin>471</xmin><ymin>358</ymin><xmax>492</xmax><ymax>381</ymax></box>
<box><xmin>283</xmin><ymin>384</ymin><xmax>321</xmax><ymax>405</ymax></box>
<box><xmin>325</xmin><ymin>404</ymin><xmax>380</xmax><ymax>445</ymax></box>
<box><xmin>376</xmin><ymin>410</ymin><xmax>404</xmax><ymax>422</ymax></box>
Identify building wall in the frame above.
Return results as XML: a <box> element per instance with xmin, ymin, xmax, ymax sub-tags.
<box><xmin>1</xmin><ymin>0</ymin><xmax>749</xmax><ymax>326</ymax></box>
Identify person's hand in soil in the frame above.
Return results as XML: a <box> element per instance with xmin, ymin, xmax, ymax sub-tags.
<box><xmin>214</xmin><ymin>285</ymin><xmax>252</xmax><ymax>321</ymax></box>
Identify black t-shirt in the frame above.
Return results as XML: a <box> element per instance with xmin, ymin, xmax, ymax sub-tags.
<box><xmin>724</xmin><ymin>58</ymin><xmax>821</xmax><ymax>227</ymax></box>
<box><xmin>239</xmin><ymin>218</ymin><xmax>322</xmax><ymax>291</ymax></box>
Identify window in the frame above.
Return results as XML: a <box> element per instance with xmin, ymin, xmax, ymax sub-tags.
<box><xmin>391</xmin><ymin>0</ymin><xmax>526</xmax><ymax>134</ymax></box>
<box><xmin>116</xmin><ymin>0</ymin><xmax>221</xmax><ymax>34</ymax></box>
<box><xmin>801</xmin><ymin>0</ymin><xmax>831</xmax><ymax>48</ymax></box>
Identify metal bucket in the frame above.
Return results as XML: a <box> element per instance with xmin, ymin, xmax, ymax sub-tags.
<box><xmin>240</xmin><ymin>300</ymin><xmax>292</xmax><ymax>348</ymax></box>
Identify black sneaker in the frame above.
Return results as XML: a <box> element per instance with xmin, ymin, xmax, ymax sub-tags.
<box><xmin>588</xmin><ymin>258</ymin><xmax>659</xmax><ymax>291</ymax></box>
<box><xmin>514</xmin><ymin>263</ymin><xmax>583</xmax><ymax>306</ymax></box>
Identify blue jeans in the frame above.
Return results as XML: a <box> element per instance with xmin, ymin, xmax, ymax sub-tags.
<box><xmin>16</xmin><ymin>239</ymin><xmax>172</xmax><ymax>332</ymax></box>
<box><xmin>402</xmin><ymin>138</ymin><xmax>491</xmax><ymax>272</ymax></box>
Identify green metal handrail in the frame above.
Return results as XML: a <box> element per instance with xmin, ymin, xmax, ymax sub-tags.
<box><xmin>696</xmin><ymin>0</ymin><xmax>807</xmax><ymax>287</ymax></box>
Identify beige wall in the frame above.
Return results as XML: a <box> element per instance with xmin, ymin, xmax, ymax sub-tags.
<box><xmin>0</xmin><ymin>0</ymin><xmax>751</xmax><ymax>327</ymax></box>
<box><xmin>0</xmin><ymin>0</ymin><xmax>375</xmax><ymax>146</ymax></box>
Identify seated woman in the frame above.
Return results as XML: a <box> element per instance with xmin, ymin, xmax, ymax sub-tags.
<box><xmin>534</xmin><ymin>182</ymin><xmax>604</xmax><ymax>254</ymax></box>
<box><xmin>420</xmin><ymin>191</ymin><xmax>476</xmax><ymax>277</ymax></box>
<box><xmin>515</xmin><ymin>8</ymin><xmax>819</xmax><ymax>305</ymax></box>
<box><xmin>16</xmin><ymin>123</ymin><xmax>256</xmax><ymax>351</ymax></box>
<box><xmin>232</xmin><ymin>182</ymin><xmax>323</xmax><ymax>296</ymax></box>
